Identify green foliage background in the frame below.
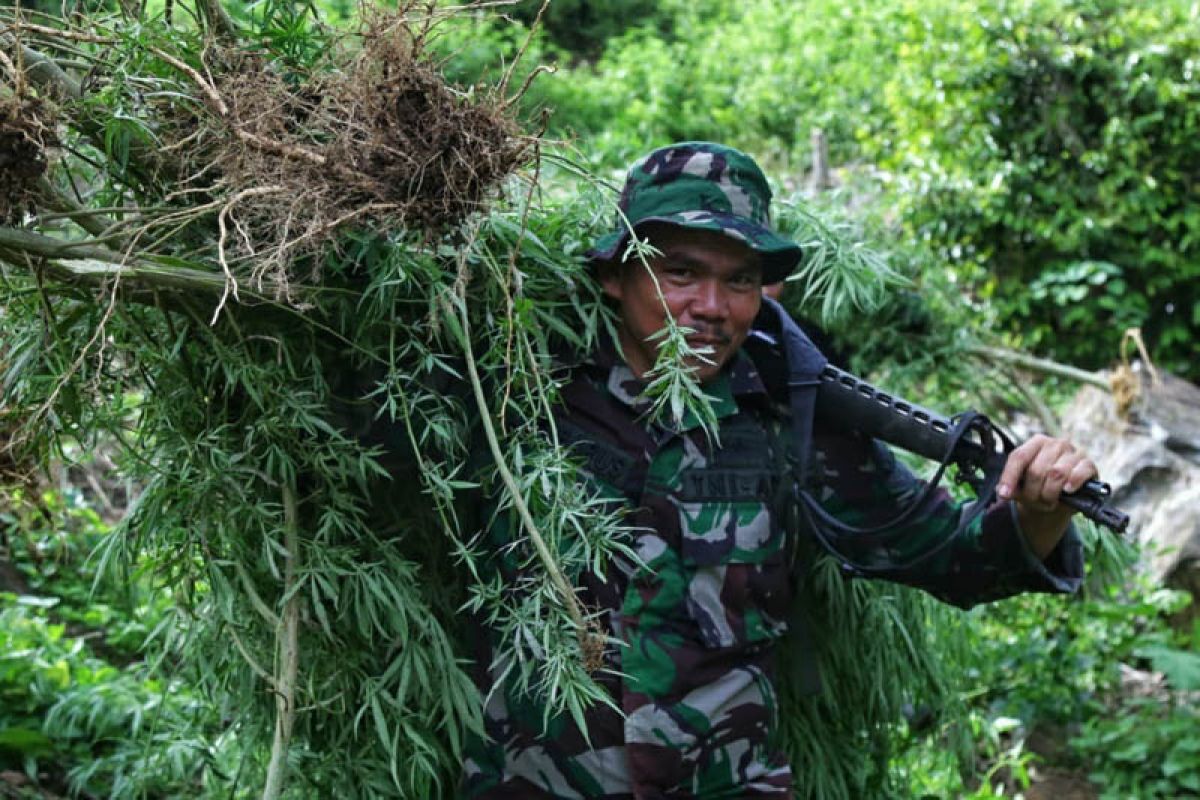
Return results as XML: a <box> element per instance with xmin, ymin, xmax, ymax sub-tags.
<box><xmin>453</xmin><ymin>0</ymin><xmax>1199</xmax><ymax>377</ymax></box>
<box><xmin>1</xmin><ymin>0</ymin><xmax>1198</xmax><ymax>798</ymax></box>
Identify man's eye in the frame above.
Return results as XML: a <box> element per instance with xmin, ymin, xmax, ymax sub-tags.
<box><xmin>729</xmin><ymin>274</ymin><xmax>760</xmax><ymax>289</ymax></box>
<box><xmin>664</xmin><ymin>265</ymin><xmax>694</xmax><ymax>279</ymax></box>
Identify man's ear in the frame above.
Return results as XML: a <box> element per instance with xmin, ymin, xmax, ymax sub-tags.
<box><xmin>595</xmin><ymin>259</ymin><xmax>624</xmax><ymax>302</ymax></box>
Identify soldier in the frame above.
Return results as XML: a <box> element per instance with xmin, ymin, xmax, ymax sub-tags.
<box><xmin>462</xmin><ymin>142</ymin><xmax>1095</xmax><ymax>798</ymax></box>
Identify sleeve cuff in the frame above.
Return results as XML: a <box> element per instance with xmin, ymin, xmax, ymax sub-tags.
<box><xmin>1008</xmin><ymin>501</ymin><xmax>1085</xmax><ymax>594</ymax></box>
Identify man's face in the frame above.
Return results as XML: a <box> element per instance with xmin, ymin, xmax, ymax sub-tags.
<box><xmin>599</xmin><ymin>224</ymin><xmax>763</xmax><ymax>383</ymax></box>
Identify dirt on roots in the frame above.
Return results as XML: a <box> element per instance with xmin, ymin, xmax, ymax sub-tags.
<box><xmin>0</xmin><ymin>93</ymin><xmax>54</xmax><ymax>225</ymax></box>
<box><xmin>158</xmin><ymin>6</ymin><xmax>529</xmax><ymax>295</ymax></box>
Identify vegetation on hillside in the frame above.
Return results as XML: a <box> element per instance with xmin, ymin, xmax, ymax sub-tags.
<box><xmin>477</xmin><ymin>0</ymin><xmax>1200</xmax><ymax>378</ymax></box>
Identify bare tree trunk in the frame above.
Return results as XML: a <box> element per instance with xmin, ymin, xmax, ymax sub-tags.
<box><xmin>809</xmin><ymin>128</ymin><xmax>832</xmax><ymax>193</ymax></box>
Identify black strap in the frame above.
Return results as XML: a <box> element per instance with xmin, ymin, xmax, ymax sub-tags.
<box><xmin>798</xmin><ymin>411</ymin><xmax>1008</xmax><ymax>577</ymax></box>
<box><xmin>788</xmin><ymin>377</ymin><xmax>821</xmax><ymax>492</ymax></box>
<box><xmin>754</xmin><ymin>298</ymin><xmax>830</xmax><ymax>695</ymax></box>
<box><xmin>755</xmin><ymin>297</ymin><xmax>1017</xmax><ymax>578</ymax></box>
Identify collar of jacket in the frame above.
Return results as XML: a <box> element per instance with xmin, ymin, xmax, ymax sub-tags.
<box><xmin>581</xmin><ymin>335</ymin><xmax>770</xmax><ymax>434</ymax></box>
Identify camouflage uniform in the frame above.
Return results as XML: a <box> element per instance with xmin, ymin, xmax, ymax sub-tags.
<box><xmin>461</xmin><ymin>143</ymin><xmax>1084</xmax><ymax>798</ymax></box>
<box><xmin>462</xmin><ymin>345</ymin><xmax>1083</xmax><ymax>799</ymax></box>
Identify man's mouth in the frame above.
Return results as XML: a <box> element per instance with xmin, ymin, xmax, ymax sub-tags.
<box><xmin>686</xmin><ymin>336</ymin><xmax>729</xmax><ymax>349</ymax></box>
<box><xmin>685</xmin><ymin>324</ymin><xmax>730</xmax><ymax>343</ymax></box>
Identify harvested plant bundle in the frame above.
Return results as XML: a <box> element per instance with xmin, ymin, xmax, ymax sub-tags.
<box><xmin>0</xmin><ymin>91</ymin><xmax>54</xmax><ymax>224</ymax></box>
<box><xmin>0</xmin><ymin>3</ymin><xmax>621</xmax><ymax>795</ymax></box>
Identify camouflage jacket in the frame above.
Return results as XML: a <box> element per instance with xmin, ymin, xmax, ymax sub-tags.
<box><xmin>462</xmin><ymin>346</ymin><xmax>1084</xmax><ymax>799</ymax></box>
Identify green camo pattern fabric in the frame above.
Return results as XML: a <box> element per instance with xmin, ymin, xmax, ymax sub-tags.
<box><xmin>461</xmin><ymin>346</ymin><xmax>1084</xmax><ymax>799</ymax></box>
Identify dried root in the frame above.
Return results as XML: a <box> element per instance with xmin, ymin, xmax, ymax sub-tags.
<box><xmin>155</xmin><ymin>4</ymin><xmax>529</xmax><ymax>298</ymax></box>
<box><xmin>0</xmin><ymin>92</ymin><xmax>55</xmax><ymax>225</ymax></box>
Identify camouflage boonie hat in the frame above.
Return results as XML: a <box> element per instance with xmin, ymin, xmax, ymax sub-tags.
<box><xmin>589</xmin><ymin>141</ymin><xmax>803</xmax><ymax>284</ymax></box>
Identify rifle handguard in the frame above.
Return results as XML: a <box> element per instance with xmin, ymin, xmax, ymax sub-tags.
<box><xmin>814</xmin><ymin>364</ymin><xmax>1130</xmax><ymax>534</ymax></box>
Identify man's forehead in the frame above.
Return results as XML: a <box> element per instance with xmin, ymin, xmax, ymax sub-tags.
<box><xmin>657</xmin><ymin>241</ymin><xmax>758</xmax><ymax>275</ymax></box>
<box><xmin>660</xmin><ymin>247</ymin><xmax>761</xmax><ymax>272</ymax></box>
<box><xmin>652</xmin><ymin>233</ymin><xmax>762</xmax><ymax>273</ymax></box>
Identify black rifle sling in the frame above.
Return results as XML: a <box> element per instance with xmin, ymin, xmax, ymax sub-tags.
<box><xmin>761</xmin><ymin>296</ymin><xmax>827</xmax><ymax>494</ymax></box>
<box><xmin>760</xmin><ymin>298</ymin><xmax>1002</xmax><ymax>578</ymax></box>
<box><xmin>757</xmin><ymin>298</ymin><xmax>827</xmax><ymax>696</ymax></box>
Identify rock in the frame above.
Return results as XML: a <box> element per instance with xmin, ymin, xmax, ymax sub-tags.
<box><xmin>1060</xmin><ymin>365</ymin><xmax>1200</xmax><ymax>613</ymax></box>
<box><xmin>1117</xmin><ymin>663</ymin><xmax>1169</xmax><ymax>702</ymax></box>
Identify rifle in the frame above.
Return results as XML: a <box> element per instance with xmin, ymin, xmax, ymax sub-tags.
<box><xmin>814</xmin><ymin>363</ymin><xmax>1130</xmax><ymax>534</ymax></box>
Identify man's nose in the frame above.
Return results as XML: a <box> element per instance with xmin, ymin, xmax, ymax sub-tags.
<box><xmin>691</xmin><ymin>279</ymin><xmax>728</xmax><ymax>320</ymax></box>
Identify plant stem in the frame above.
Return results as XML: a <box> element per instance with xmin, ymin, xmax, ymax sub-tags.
<box><xmin>453</xmin><ymin>294</ymin><xmax>588</xmax><ymax>637</ymax></box>
<box><xmin>35</xmin><ymin>177</ymin><xmax>118</xmax><ymax>239</ymax></box>
<box><xmin>1002</xmin><ymin>365</ymin><xmax>1061</xmax><ymax>435</ymax></box>
<box><xmin>0</xmin><ymin>226</ymin><xmax>280</xmax><ymax>297</ymax></box>
<box><xmin>0</xmin><ymin>226</ymin><xmax>123</xmax><ymax>263</ymax></box>
<box><xmin>262</xmin><ymin>483</ymin><xmax>301</xmax><ymax>800</ymax></box>
<box><xmin>194</xmin><ymin>0</ymin><xmax>241</xmax><ymax>41</ymax></box>
<box><xmin>966</xmin><ymin>344</ymin><xmax>1109</xmax><ymax>389</ymax></box>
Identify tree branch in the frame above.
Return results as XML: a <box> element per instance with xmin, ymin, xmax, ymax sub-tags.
<box><xmin>0</xmin><ymin>226</ymin><xmax>124</xmax><ymax>262</ymax></box>
<box><xmin>1000</xmin><ymin>364</ymin><xmax>1061</xmax><ymax>435</ymax></box>
<box><xmin>966</xmin><ymin>344</ymin><xmax>1110</xmax><ymax>390</ymax></box>
<box><xmin>1</xmin><ymin>34</ymin><xmax>82</xmax><ymax>100</ymax></box>
<box><xmin>35</xmin><ymin>177</ymin><xmax>120</xmax><ymax>239</ymax></box>
<box><xmin>0</xmin><ymin>226</ymin><xmax>280</xmax><ymax>297</ymax></box>
<box><xmin>3</xmin><ymin>22</ymin><xmax>116</xmax><ymax>44</ymax></box>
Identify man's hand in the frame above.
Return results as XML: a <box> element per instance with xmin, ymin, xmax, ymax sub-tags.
<box><xmin>997</xmin><ymin>434</ymin><xmax>1098</xmax><ymax>559</ymax></box>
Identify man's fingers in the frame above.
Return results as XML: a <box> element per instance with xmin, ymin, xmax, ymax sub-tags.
<box><xmin>1063</xmin><ymin>459</ymin><xmax>1098</xmax><ymax>494</ymax></box>
<box><xmin>1037</xmin><ymin>439</ymin><xmax>1082</xmax><ymax>505</ymax></box>
<box><xmin>998</xmin><ymin>434</ymin><xmax>1048</xmax><ymax>500</ymax></box>
<box><xmin>1029</xmin><ymin>442</ymin><xmax>1065</xmax><ymax>505</ymax></box>
<box><xmin>1000</xmin><ymin>435</ymin><xmax>1094</xmax><ymax>508</ymax></box>
<box><xmin>1038</xmin><ymin>446</ymin><xmax>1094</xmax><ymax>504</ymax></box>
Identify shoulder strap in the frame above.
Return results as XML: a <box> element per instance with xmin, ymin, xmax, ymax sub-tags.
<box><xmin>753</xmin><ymin>299</ymin><xmax>829</xmax><ymax>696</ymax></box>
<box><xmin>756</xmin><ymin>301</ymin><xmax>1003</xmax><ymax>577</ymax></box>
<box><xmin>757</xmin><ymin>297</ymin><xmax>829</xmax><ymax>489</ymax></box>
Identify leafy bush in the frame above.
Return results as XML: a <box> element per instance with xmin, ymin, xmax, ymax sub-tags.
<box><xmin>0</xmin><ymin>595</ymin><xmax>237</xmax><ymax>797</ymax></box>
<box><xmin>0</xmin><ymin>599</ymin><xmax>70</xmax><ymax>773</ymax></box>
<box><xmin>506</xmin><ymin>0</ymin><xmax>673</xmax><ymax>59</ymax></box>
<box><xmin>883</xmin><ymin>0</ymin><xmax>1200</xmax><ymax>377</ymax></box>
<box><xmin>0</xmin><ymin>486</ymin><xmax>235</xmax><ymax>796</ymax></box>
<box><xmin>525</xmin><ymin>0</ymin><xmax>904</xmax><ymax>171</ymax></box>
<box><xmin>1073</xmin><ymin>617</ymin><xmax>1200</xmax><ymax>798</ymax></box>
<box><xmin>1074</xmin><ymin>701</ymin><xmax>1200</xmax><ymax>799</ymax></box>
<box><xmin>943</xmin><ymin>566</ymin><xmax>1199</xmax><ymax>796</ymax></box>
